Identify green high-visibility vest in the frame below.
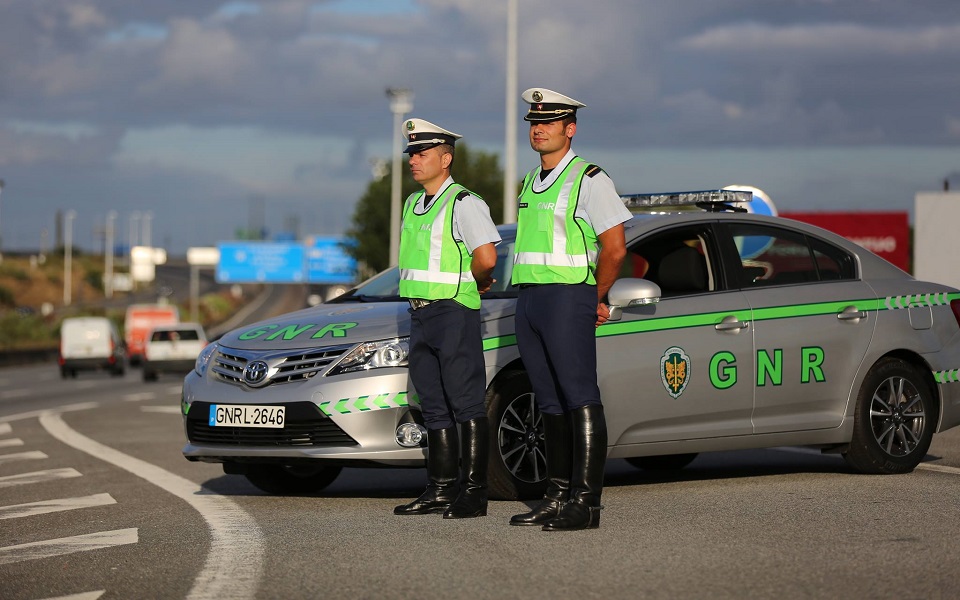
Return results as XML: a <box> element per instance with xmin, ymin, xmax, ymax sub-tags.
<box><xmin>398</xmin><ymin>184</ymin><xmax>480</xmax><ymax>309</ymax></box>
<box><xmin>512</xmin><ymin>157</ymin><xmax>598</xmax><ymax>285</ymax></box>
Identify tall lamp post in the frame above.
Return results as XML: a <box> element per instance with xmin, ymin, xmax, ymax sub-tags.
<box><xmin>142</xmin><ymin>210</ymin><xmax>153</xmax><ymax>248</ymax></box>
<box><xmin>0</xmin><ymin>178</ymin><xmax>5</xmax><ymax>260</ymax></box>
<box><xmin>386</xmin><ymin>87</ymin><xmax>413</xmax><ymax>267</ymax></box>
<box><xmin>105</xmin><ymin>210</ymin><xmax>117</xmax><ymax>299</ymax></box>
<box><xmin>502</xmin><ymin>0</ymin><xmax>518</xmax><ymax>224</ymax></box>
<box><xmin>64</xmin><ymin>210</ymin><xmax>76</xmax><ymax>306</ymax></box>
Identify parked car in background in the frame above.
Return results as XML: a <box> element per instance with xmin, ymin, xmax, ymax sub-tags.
<box><xmin>181</xmin><ymin>189</ymin><xmax>960</xmax><ymax>498</ymax></box>
<box><xmin>142</xmin><ymin>323</ymin><xmax>208</xmax><ymax>382</ymax></box>
<box><xmin>124</xmin><ymin>303</ymin><xmax>180</xmax><ymax>366</ymax></box>
<box><xmin>59</xmin><ymin>316</ymin><xmax>126</xmax><ymax>378</ymax></box>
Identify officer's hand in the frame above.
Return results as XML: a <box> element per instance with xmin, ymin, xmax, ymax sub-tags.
<box><xmin>596</xmin><ymin>302</ymin><xmax>610</xmax><ymax>327</ymax></box>
<box><xmin>478</xmin><ymin>278</ymin><xmax>496</xmax><ymax>294</ymax></box>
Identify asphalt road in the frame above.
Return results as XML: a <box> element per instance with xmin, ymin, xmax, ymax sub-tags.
<box><xmin>2</xmin><ymin>363</ymin><xmax>960</xmax><ymax>599</ymax></box>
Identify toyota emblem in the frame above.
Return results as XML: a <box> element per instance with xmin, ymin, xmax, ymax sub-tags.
<box><xmin>243</xmin><ymin>360</ymin><xmax>269</xmax><ymax>385</ymax></box>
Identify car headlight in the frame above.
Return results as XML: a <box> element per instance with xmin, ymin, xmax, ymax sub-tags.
<box><xmin>328</xmin><ymin>337</ymin><xmax>409</xmax><ymax>376</ymax></box>
<box><xmin>194</xmin><ymin>342</ymin><xmax>219</xmax><ymax>376</ymax></box>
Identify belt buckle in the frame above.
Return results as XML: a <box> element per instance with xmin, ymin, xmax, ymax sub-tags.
<box><xmin>409</xmin><ymin>298</ymin><xmax>434</xmax><ymax>310</ymax></box>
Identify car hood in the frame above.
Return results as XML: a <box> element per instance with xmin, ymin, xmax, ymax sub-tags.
<box><xmin>216</xmin><ymin>299</ymin><xmax>516</xmax><ymax>351</ymax></box>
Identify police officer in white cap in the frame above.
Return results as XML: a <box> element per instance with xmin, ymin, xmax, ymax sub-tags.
<box><xmin>510</xmin><ymin>89</ymin><xmax>631</xmax><ymax>531</ymax></box>
<box><xmin>393</xmin><ymin>118</ymin><xmax>501</xmax><ymax>519</ymax></box>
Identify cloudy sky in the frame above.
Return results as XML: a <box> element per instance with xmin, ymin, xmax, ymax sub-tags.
<box><xmin>2</xmin><ymin>0</ymin><xmax>959</xmax><ymax>255</ymax></box>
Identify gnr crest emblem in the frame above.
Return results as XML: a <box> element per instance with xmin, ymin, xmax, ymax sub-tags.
<box><xmin>660</xmin><ymin>346</ymin><xmax>690</xmax><ymax>399</ymax></box>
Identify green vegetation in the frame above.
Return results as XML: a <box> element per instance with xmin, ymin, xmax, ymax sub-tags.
<box><xmin>0</xmin><ymin>254</ymin><xmax>251</xmax><ymax>352</ymax></box>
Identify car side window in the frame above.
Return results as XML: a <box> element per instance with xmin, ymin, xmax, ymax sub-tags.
<box><xmin>726</xmin><ymin>223</ymin><xmax>855</xmax><ymax>287</ymax></box>
<box><xmin>622</xmin><ymin>228</ymin><xmax>715</xmax><ymax>297</ymax></box>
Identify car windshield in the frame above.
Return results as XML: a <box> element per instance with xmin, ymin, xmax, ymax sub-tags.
<box><xmin>330</xmin><ymin>234</ymin><xmax>518</xmax><ymax>303</ymax></box>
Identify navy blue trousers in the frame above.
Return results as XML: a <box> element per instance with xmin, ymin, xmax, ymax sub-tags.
<box><xmin>515</xmin><ymin>283</ymin><xmax>602</xmax><ymax>415</ymax></box>
<box><xmin>408</xmin><ymin>300</ymin><xmax>487</xmax><ymax>430</ymax></box>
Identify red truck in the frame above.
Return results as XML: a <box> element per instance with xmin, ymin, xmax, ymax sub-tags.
<box><xmin>124</xmin><ymin>303</ymin><xmax>180</xmax><ymax>365</ymax></box>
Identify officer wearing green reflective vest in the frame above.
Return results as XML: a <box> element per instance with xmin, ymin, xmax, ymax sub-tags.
<box><xmin>393</xmin><ymin>118</ymin><xmax>500</xmax><ymax>520</ymax></box>
<box><xmin>510</xmin><ymin>88</ymin><xmax>631</xmax><ymax>531</ymax></box>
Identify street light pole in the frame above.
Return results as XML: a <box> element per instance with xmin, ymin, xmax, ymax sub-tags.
<box><xmin>0</xmin><ymin>178</ymin><xmax>5</xmax><ymax>261</ymax></box>
<box><xmin>386</xmin><ymin>88</ymin><xmax>413</xmax><ymax>267</ymax></box>
<box><xmin>502</xmin><ymin>0</ymin><xmax>518</xmax><ymax>224</ymax></box>
<box><xmin>142</xmin><ymin>210</ymin><xmax>153</xmax><ymax>248</ymax></box>
<box><xmin>64</xmin><ymin>210</ymin><xmax>76</xmax><ymax>306</ymax></box>
<box><xmin>105</xmin><ymin>210</ymin><xmax>117</xmax><ymax>299</ymax></box>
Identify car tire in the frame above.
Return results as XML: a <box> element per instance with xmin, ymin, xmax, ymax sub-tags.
<box><xmin>843</xmin><ymin>357</ymin><xmax>936</xmax><ymax>474</ymax></box>
<box><xmin>243</xmin><ymin>464</ymin><xmax>342</xmax><ymax>495</ymax></box>
<box><xmin>486</xmin><ymin>370</ymin><xmax>549</xmax><ymax>501</ymax></box>
<box><xmin>626</xmin><ymin>453</ymin><xmax>698</xmax><ymax>471</ymax></box>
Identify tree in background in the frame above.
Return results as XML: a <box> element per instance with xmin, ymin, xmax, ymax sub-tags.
<box><xmin>346</xmin><ymin>143</ymin><xmax>506</xmax><ymax>275</ymax></box>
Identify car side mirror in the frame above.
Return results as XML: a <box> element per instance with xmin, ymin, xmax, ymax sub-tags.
<box><xmin>606</xmin><ymin>278</ymin><xmax>662</xmax><ymax>322</ymax></box>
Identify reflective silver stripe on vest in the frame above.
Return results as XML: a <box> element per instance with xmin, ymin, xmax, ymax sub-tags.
<box><xmin>400</xmin><ymin>269</ymin><xmax>472</xmax><ymax>285</ymax></box>
<box><xmin>513</xmin><ymin>252</ymin><xmax>588</xmax><ymax>268</ymax></box>
<box><xmin>427</xmin><ymin>197</ymin><xmax>449</xmax><ymax>274</ymax></box>
<box><xmin>551</xmin><ymin>170</ymin><xmax>576</xmax><ymax>256</ymax></box>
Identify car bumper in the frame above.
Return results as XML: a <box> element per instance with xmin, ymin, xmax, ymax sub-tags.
<box><xmin>180</xmin><ymin>368</ymin><xmax>426</xmax><ymax>467</ymax></box>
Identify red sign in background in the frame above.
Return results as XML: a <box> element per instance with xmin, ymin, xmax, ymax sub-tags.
<box><xmin>781</xmin><ymin>212</ymin><xmax>910</xmax><ymax>272</ymax></box>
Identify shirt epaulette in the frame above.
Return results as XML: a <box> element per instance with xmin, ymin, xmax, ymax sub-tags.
<box><xmin>584</xmin><ymin>164</ymin><xmax>603</xmax><ymax>178</ymax></box>
<box><xmin>455</xmin><ymin>190</ymin><xmax>481</xmax><ymax>202</ymax></box>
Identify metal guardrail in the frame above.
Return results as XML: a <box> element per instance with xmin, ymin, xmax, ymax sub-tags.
<box><xmin>0</xmin><ymin>347</ymin><xmax>59</xmax><ymax>368</ymax></box>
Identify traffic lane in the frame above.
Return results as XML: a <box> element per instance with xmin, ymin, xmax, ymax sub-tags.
<box><xmin>0</xmin><ymin>412</ymin><xmax>206</xmax><ymax>600</ymax></box>
<box><xmin>0</xmin><ymin>363</ymin><xmax>158</xmax><ymax>419</ymax></box>
<box><xmin>115</xmin><ymin>387</ymin><xmax>960</xmax><ymax>600</ymax></box>
<box><xmin>15</xmin><ymin>373</ymin><xmax>960</xmax><ymax>599</ymax></box>
<box><xmin>189</xmin><ymin>452</ymin><xmax>960</xmax><ymax>599</ymax></box>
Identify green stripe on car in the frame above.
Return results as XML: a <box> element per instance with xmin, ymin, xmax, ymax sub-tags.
<box><xmin>481</xmin><ymin>293</ymin><xmax>960</xmax><ymax>349</ymax></box>
<box><xmin>318</xmin><ymin>391</ymin><xmax>412</xmax><ymax>416</ymax></box>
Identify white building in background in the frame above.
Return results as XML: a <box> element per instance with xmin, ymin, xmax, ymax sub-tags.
<box><xmin>914</xmin><ymin>191</ymin><xmax>960</xmax><ymax>289</ymax></box>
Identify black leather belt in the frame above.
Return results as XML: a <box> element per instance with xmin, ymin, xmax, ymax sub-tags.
<box><xmin>408</xmin><ymin>298</ymin><xmax>439</xmax><ymax>310</ymax></box>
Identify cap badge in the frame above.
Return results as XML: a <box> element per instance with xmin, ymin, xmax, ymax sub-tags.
<box><xmin>532</xmin><ymin>91</ymin><xmax>543</xmax><ymax>102</ymax></box>
<box><xmin>406</xmin><ymin>121</ymin><xmax>415</xmax><ymax>131</ymax></box>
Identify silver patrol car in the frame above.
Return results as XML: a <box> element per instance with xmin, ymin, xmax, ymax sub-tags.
<box><xmin>181</xmin><ymin>189</ymin><xmax>960</xmax><ymax>498</ymax></box>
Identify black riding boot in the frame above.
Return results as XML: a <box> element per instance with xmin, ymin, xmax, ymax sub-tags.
<box><xmin>443</xmin><ymin>418</ymin><xmax>489</xmax><ymax>519</ymax></box>
<box><xmin>510</xmin><ymin>412</ymin><xmax>572</xmax><ymax>526</ymax></box>
<box><xmin>394</xmin><ymin>426</ymin><xmax>459</xmax><ymax>515</ymax></box>
<box><xmin>542</xmin><ymin>405</ymin><xmax>606</xmax><ymax>531</ymax></box>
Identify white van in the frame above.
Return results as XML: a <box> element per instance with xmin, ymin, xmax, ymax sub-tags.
<box><xmin>59</xmin><ymin>316</ymin><xmax>127</xmax><ymax>378</ymax></box>
<box><xmin>142</xmin><ymin>323</ymin><xmax>207</xmax><ymax>382</ymax></box>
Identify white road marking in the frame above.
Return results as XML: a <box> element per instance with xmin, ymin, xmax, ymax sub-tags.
<box><xmin>40</xmin><ymin>413</ymin><xmax>264</xmax><ymax>600</ymax></box>
<box><xmin>141</xmin><ymin>406</ymin><xmax>181</xmax><ymax>414</ymax></box>
<box><xmin>0</xmin><ymin>437</ymin><xmax>24</xmax><ymax>448</ymax></box>
<box><xmin>39</xmin><ymin>592</ymin><xmax>105</xmax><ymax>600</ymax></box>
<box><xmin>75</xmin><ymin>382</ymin><xmax>98</xmax><ymax>390</ymax></box>
<box><xmin>0</xmin><ymin>528</ymin><xmax>138</xmax><ymax>565</ymax></box>
<box><xmin>0</xmin><ymin>402</ymin><xmax>99</xmax><ymax>423</ymax></box>
<box><xmin>166</xmin><ymin>385</ymin><xmax>184</xmax><ymax>394</ymax></box>
<box><xmin>0</xmin><ymin>423</ymin><xmax>10</xmax><ymax>434</ymax></box>
<box><xmin>0</xmin><ymin>468</ymin><xmax>83</xmax><ymax>488</ymax></box>
<box><xmin>124</xmin><ymin>392</ymin><xmax>155</xmax><ymax>402</ymax></box>
<box><xmin>0</xmin><ymin>389</ymin><xmax>30</xmax><ymax>399</ymax></box>
<box><xmin>0</xmin><ymin>450</ymin><xmax>48</xmax><ymax>465</ymax></box>
<box><xmin>0</xmin><ymin>493</ymin><xmax>117</xmax><ymax>520</ymax></box>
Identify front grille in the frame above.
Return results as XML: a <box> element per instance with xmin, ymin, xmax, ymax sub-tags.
<box><xmin>212</xmin><ymin>344</ymin><xmax>352</xmax><ymax>388</ymax></box>
<box><xmin>186</xmin><ymin>402</ymin><xmax>357</xmax><ymax>447</ymax></box>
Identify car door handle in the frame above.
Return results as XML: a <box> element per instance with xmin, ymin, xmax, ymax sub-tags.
<box><xmin>837</xmin><ymin>306</ymin><xmax>867</xmax><ymax>321</ymax></box>
<box><xmin>715</xmin><ymin>316</ymin><xmax>749</xmax><ymax>331</ymax></box>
